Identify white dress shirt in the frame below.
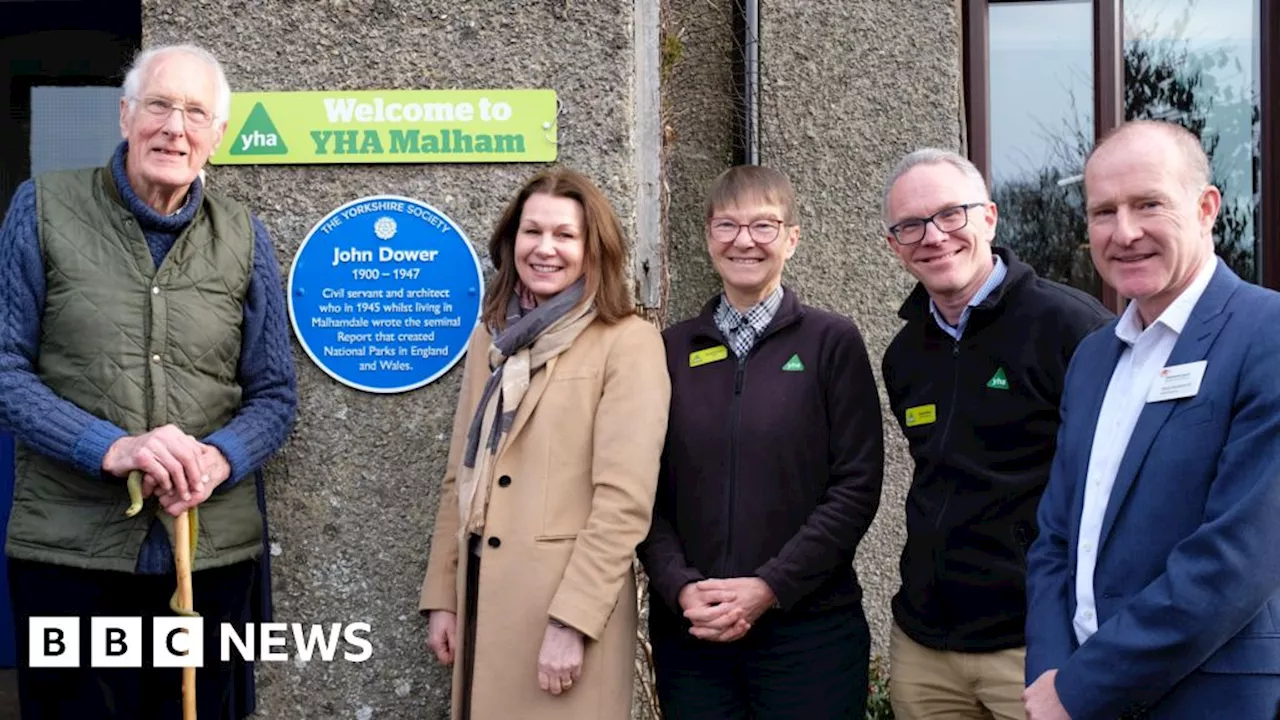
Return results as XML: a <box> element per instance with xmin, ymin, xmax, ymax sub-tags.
<box><xmin>1073</xmin><ymin>255</ymin><xmax>1218</xmax><ymax>645</ymax></box>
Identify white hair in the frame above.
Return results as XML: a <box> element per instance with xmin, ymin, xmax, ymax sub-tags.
<box><xmin>121</xmin><ymin>43</ymin><xmax>232</xmax><ymax>122</ymax></box>
<box><xmin>880</xmin><ymin>148</ymin><xmax>990</xmax><ymax>227</ymax></box>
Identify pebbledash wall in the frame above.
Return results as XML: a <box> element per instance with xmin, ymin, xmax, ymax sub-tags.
<box><xmin>143</xmin><ymin>0</ymin><xmax>962</xmax><ymax>716</ymax></box>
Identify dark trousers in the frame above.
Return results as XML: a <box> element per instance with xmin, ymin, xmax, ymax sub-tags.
<box><xmin>460</xmin><ymin>534</ymin><xmax>482</xmax><ymax>720</ymax></box>
<box><xmin>8</xmin><ymin>556</ymin><xmax>257</xmax><ymax>720</ymax></box>
<box><xmin>650</xmin><ymin>602</ymin><xmax>871</xmax><ymax>720</ymax></box>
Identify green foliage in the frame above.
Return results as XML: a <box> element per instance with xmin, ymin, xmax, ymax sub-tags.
<box><xmin>661</xmin><ymin>33</ymin><xmax>685</xmax><ymax>82</ymax></box>
<box><xmin>865</xmin><ymin>654</ymin><xmax>895</xmax><ymax>720</ymax></box>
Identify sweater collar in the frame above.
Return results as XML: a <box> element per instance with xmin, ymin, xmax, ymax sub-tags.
<box><xmin>107</xmin><ymin>140</ymin><xmax>202</xmax><ymax>233</ymax></box>
<box><xmin>897</xmin><ymin>246</ymin><xmax>1033</xmax><ymax>322</ymax></box>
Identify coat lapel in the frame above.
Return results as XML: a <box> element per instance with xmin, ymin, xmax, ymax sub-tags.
<box><xmin>501</xmin><ymin>355</ymin><xmax>557</xmax><ymax>455</ymax></box>
<box><xmin>1098</xmin><ymin>264</ymin><xmax>1238</xmax><ymax>548</ymax></box>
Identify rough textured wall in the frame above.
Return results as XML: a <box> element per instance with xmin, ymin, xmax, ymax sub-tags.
<box><xmin>660</xmin><ymin>0</ymin><xmax>740</xmax><ymax>326</ymax></box>
<box><xmin>756</xmin><ymin>0</ymin><xmax>964</xmax><ymax>657</ymax></box>
<box><xmin>143</xmin><ymin>1</ymin><xmax>641</xmax><ymax>718</ymax></box>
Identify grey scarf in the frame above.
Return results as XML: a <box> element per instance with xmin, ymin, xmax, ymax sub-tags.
<box><xmin>456</xmin><ymin>277</ymin><xmax>596</xmax><ymax>535</ymax></box>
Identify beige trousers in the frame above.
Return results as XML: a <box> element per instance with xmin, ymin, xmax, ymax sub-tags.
<box><xmin>889</xmin><ymin>622</ymin><xmax>1028</xmax><ymax>720</ymax></box>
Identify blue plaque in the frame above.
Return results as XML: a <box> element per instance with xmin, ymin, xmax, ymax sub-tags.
<box><xmin>288</xmin><ymin>195</ymin><xmax>483</xmax><ymax>393</ymax></box>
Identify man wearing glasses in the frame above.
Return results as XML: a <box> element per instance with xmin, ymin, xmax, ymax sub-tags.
<box><xmin>0</xmin><ymin>43</ymin><xmax>296</xmax><ymax>718</ymax></box>
<box><xmin>640</xmin><ymin>165</ymin><xmax>885</xmax><ymax>718</ymax></box>
<box><xmin>878</xmin><ymin>149</ymin><xmax>1110</xmax><ymax>719</ymax></box>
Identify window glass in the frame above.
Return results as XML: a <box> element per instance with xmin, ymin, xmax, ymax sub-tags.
<box><xmin>1124</xmin><ymin>0</ymin><xmax>1262</xmax><ymax>283</ymax></box>
<box><xmin>30</xmin><ymin>86</ymin><xmax>125</xmax><ymax>175</ymax></box>
<box><xmin>989</xmin><ymin>0</ymin><xmax>1099</xmax><ymax>295</ymax></box>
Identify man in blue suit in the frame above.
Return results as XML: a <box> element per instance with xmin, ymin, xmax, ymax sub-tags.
<box><xmin>1022</xmin><ymin>119</ymin><xmax>1280</xmax><ymax>719</ymax></box>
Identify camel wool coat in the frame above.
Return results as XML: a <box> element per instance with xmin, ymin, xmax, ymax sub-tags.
<box><xmin>420</xmin><ymin>313</ymin><xmax>670</xmax><ymax>720</ymax></box>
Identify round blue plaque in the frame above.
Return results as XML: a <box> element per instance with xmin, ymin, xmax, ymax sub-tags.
<box><xmin>288</xmin><ymin>195</ymin><xmax>483</xmax><ymax>394</ymax></box>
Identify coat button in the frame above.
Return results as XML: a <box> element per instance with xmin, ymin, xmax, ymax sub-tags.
<box><xmin>487</xmin><ymin>537</ymin><xmax>501</xmax><ymax>548</ymax></box>
<box><xmin>498</xmin><ymin>475</ymin><xmax>511</xmax><ymax>487</ymax></box>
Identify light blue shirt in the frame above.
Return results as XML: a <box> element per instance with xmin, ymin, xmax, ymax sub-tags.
<box><xmin>928</xmin><ymin>255</ymin><xmax>1007</xmax><ymax>340</ymax></box>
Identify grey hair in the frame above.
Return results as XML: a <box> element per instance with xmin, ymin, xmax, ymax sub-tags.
<box><xmin>121</xmin><ymin>43</ymin><xmax>232</xmax><ymax>122</ymax></box>
<box><xmin>880</xmin><ymin>148</ymin><xmax>990</xmax><ymax>227</ymax></box>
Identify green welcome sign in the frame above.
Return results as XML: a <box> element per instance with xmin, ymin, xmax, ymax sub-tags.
<box><xmin>209</xmin><ymin>89</ymin><xmax>558</xmax><ymax>164</ymax></box>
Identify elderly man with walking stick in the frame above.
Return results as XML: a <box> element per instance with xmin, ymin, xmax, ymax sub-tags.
<box><xmin>0</xmin><ymin>42</ymin><xmax>296</xmax><ymax>720</ymax></box>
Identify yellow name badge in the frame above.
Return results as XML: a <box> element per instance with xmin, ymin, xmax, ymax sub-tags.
<box><xmin>905</xmin><ymin>404</ymin><xmax>937</xmax><ymax>428</ymax></box>
<box><xmin>689</xmin><ymin>345</ymin><xmax>729</xmax><ymax>367</ymax></box>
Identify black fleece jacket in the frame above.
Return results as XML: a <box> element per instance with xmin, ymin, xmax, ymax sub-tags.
<box><xmin>883</xmin><ymin>247</ymin><xmax>1112</xmax><ymax>652</ymax></box>
<box><xmin>639</xmin><ymin>288</ymin><xmax>885</xmax><ymax>623</ymax></box>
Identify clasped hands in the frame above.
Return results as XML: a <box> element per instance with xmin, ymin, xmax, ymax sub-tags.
<box><xmin>102</xmin><ymin>423</ymin><xmax>231</xmax><ymax>516</ymax></box>
<box><xmin>679</xmin><ymin>577</ymin><xmax>776</xmax><ymax>643</ymax></box>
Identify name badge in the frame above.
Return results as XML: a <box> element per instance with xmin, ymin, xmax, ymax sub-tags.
<box><xmin>689</xmin><ymin>345</ymin><xmax>729</xmax><ymax>367</ymax></box>
<box><xmin>1147</xmin><ymin>360</ymin><xmax>1207</xmax><ymax>403</ymax></box>
<box><xmin>905</xmin><ymin>404</ymin><xmax>937</xmax><ymax>428</ymax></box>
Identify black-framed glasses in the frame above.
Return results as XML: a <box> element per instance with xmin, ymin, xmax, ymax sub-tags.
<box><xmin>131</xmin><ymin>95</ymin><xmax>216</xmax><ymax>129</ymax></box>
<box><xmin>888</xmin><ymin>202</ymin><xmax>986</xmax><ymax>245</ymax></box>
<box><xmin>709</xmin><ymin>217</ymin><xmax>786</xmax><ymax>244</ymax></box>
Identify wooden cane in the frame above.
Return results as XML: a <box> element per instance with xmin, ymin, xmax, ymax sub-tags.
<box><xmin>124</xmin><ymin>471</ymin><xmax>197</xmax><ymax>717</ymax></box>
<box><xmin>174</xmin><ymin>509</ymin><xmax>197</xmax><ymax>720</ymax></box>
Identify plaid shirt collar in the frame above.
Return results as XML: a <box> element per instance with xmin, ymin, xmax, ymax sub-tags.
<box><xmin>714</xmin><ymin>286</ymin><xmax>784</xmax><ymax>357</ymax></box>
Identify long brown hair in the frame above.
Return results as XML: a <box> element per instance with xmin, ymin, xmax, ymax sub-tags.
<box><xmin>481</xmin><ymin>167</ymin><xmax>634</xmax><ymax>330</ymax></box>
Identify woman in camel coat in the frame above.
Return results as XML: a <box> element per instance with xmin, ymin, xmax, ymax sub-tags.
<box><xmin>420</xmin><ymin>167</ymin><xmax>670</xmax><ymax>720</ymax></box>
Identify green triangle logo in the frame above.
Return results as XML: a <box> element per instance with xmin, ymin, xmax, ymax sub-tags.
<box><xmin>229</xmin><ymin>102</ymin><xmax>288</xmax><ymax>155</ymax></box>
<box><xmin>987</xmin><ymin>367</ymin><xmax>1009</xmax><ymax>390</ymax></box>
<box><xmin>782</xmin><ymin>354</ymin><xmax>805</xmax><ymax>372</ymax></box>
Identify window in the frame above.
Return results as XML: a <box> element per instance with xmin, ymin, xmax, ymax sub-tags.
<box><xmin>987</xmin><ymin>0</ymin><xmax>1098</xmax><ymax>296</ymax></box>
<box><xmin>965</xmin><ymin>0</ymin><xmax>1280</xmax><ymax>306</ymax></box>
<box><xmin>30</xmin><ymin>86</ymin><xmax>126</xmax><ymax>176</ymax></box>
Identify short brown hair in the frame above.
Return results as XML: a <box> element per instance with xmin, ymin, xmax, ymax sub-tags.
<box><xmin>704</xmin><ymin>165</ymin><xmax>799</xmax><ymax>224</ymax></box>
<box><xmin>481</xmin><ymin>167</ymin><xmax>635</xmax><ymax>331</ymax></box>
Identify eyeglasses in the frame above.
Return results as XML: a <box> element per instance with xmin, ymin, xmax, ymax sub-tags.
<box><xmin>709</xmin><ymin>218</ymin><xmax>786</xmax><ymax>244</ymax></box>
<box><xmin>887</xmin><ymin>202</ymin><xmax>986</xmax><ymax>245</ymax></box>
<box><xmin>131</xmin><ymin>96</ymin><xmax>216</xmax><ymax>129</ymax></box>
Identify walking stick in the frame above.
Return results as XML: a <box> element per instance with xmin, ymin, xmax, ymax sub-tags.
<box><xmin>126</xmin><ymin>470</ymin><xmax>199</xmax><ymax>719</ymax></box>
<box><xmin>174</xmin><ymin>507</ymin><xmax>197</xmax><ymax>720</ymax></box>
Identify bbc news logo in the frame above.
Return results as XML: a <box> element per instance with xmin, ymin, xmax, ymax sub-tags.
<box><xmin>29</xmin><ymin>618</ymin><xmax>372</xmax><ymax>667</ymax></box>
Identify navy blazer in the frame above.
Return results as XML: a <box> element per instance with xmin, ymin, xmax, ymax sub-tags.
<box><xmin>1025</xmin><ymin>260</ymin><xmax>1280</xmax><ymax>718</ymax></box>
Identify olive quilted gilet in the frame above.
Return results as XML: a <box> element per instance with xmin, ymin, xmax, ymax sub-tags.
<box><xmin>5</xmin><ymin>166</ymin><xmax>262</xmax><ymax>572</ymax></box>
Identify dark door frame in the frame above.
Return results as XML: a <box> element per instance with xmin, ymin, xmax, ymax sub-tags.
<box><xmin>0</xmin><ymin>0</ymin><xmax>141</xmax><ymax>670</ymax></box>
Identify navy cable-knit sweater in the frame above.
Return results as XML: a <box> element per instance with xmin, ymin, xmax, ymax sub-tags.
<box><xmin>0</xmin><ymin>141</ymin><xmax>297</xmax><ymax>574</ymax></box>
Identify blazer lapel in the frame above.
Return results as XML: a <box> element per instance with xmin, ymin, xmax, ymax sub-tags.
<box><xmin>500</xmin><ymin>355</ymin><xmax>557</xmax><ymax>455</ymax></box>
<box><xmin>1070</xmin><ymin>329</ymin><xmax>1126</xmax><ymax>540</ymax></box>
<box><xmin>1098</xmin><ymin>265</ymin><xmax>1237</xmax><ymax>548</ymax></box>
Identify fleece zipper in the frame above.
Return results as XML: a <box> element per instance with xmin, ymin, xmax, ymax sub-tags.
<box><xmin>702</xmin><ymin>311</ymin><xmax>801</xmax><ymax>576</ymax></box>
<box><xmin>931</xmin><ymin>337</ymin><xmax>963</xmax><ymax>644</ymax></box>
<box><xmin>726</xmin><ymin>356</ymin><xmax>746</xmax><ymax>569</ymax></box>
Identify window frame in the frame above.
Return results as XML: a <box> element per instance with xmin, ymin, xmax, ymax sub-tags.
<box><xmin>963</xmin><ymin>0</ymin><xmax>1280</xmax><ymax>309</ymax></box>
